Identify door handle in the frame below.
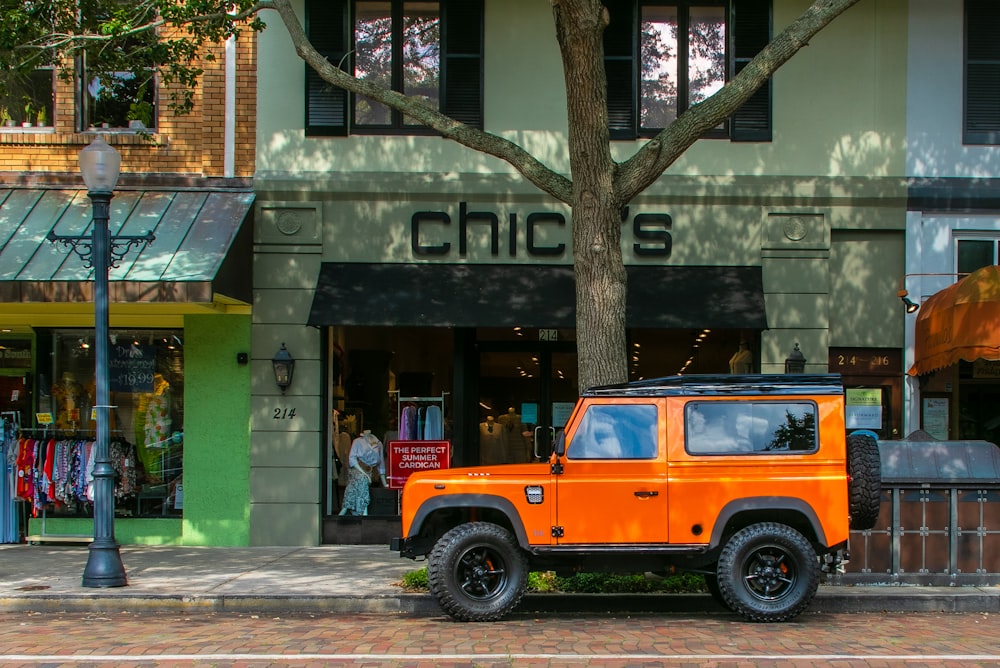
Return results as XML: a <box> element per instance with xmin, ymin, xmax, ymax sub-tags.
<box><xmin>634</xmin><ymin>491</ymin><xmax>659</xmax><ymax>498</ymax></box>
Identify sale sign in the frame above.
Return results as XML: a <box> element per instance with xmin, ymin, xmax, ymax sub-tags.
<box><xmin>388</xmin><ymin>440</ymin><xmax>451</xmax><ymax>489</ymax></box>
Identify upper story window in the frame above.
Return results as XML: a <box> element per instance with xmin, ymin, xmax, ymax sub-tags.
<box><xmin>355</xmin><ymin>1</ymin><xmax>440</xmax><ymax>127</ymax></box>
<box><xmin>83</xmin><ymin>69</ymin><xmax>157</xmax><ymax>131</ymax></box>
<box><xmin>0</xmin><ymin>68</ymin><xmax>55</xmax><ymax>129</ymax></box>
<box><xmin>964</xmin><ymin>0</ymin><xmax>1000</xmax><ymax>145</ymax></box>
<box><xmin>305</xmin><ymin>0</ymin><xmax>483</xmax><ymax>136</ymax></box>
<box><xmin>605</xmin><ymin>0</ymin><xmax>772</xmax><ymax>141</ymax></box>
<box><xmin>957</xmin><ymin>237</ymin><xmax>1000</xmax><ymax>274</ymax></box>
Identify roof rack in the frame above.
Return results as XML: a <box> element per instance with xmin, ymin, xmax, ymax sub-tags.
<box><xmin>583</xmin><ymin>374</ymin><xmax>844</xmax><ymax>398</ymax></box>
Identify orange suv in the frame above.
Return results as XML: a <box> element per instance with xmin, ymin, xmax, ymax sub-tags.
<box><xmin>391</xmin><ymin>374</ymin><xmax>881</xmax><ymax>622</ymax></box>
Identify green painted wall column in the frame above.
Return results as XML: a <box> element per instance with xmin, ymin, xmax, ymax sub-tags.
<box><xmin>182</xmin><ymin>313</ymin><xmax>251</xmax><ymax>545</ymax></box>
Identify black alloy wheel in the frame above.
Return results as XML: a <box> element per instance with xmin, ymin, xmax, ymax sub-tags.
<box><xmin>427</xmin><ymin>521</ymin><xmax>528</xmax><ymax>622</ymax></box>
<box><xmin>716</xmin><ymin>522</ymin><xmax>819</xmax><ymax>622</ymax></box>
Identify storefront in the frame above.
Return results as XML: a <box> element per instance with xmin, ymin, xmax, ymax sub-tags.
<box><xmin>903</xmin><ymin>192</ymin><xmax>1000</xmax><ymax>442</ymax></box>
<box><xmin>0</xmin><ymin>186</ymin><xmax>254</xmax><ymax>546</ymax></box>
<box><xmin>905</xmin><ymin>262</ymin><xmax>1000</xmax><ymax>442</ymax></box>
<box><xmin>253</xmin><ymin>179</ymin><xmax>904</xmax><ymax>545</ymax></box>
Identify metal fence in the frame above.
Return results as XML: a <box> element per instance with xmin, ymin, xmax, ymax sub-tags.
<box><xmin>834</xmin><ymin>439</ymin><xmax>1000</xmax><ymax>586</ymax></box>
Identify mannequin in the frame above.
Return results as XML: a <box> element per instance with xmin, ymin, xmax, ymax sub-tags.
<box><xmin>339</xmin><ymin>430</ymin><xmax>387</xmax><ymax>516</ymax></box>
<box><xmin>138</xmin><ymin>373</ymin><xmax>172</xmax><ymax>481</ymax></box>
<box><xmin>497</xmin><ymin>407</ymin><xmax>529</xmax><ymax>462</ymax></box>
<box><xmin>52</xmin><ymin>372</ymin><xmax>87</xmax><ymax>430</ymax></box>
<box><xmin>479</xmin><ymin>415</ymin><xmax>510</xmax><ymax>465</ymax></box>
<box><xmin>729</xmin><ymin>341</ymin><xmax>753</xmax><ymax>375</ymax></box>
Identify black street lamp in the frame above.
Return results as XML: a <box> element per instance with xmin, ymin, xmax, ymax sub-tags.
<box><xmin>48</xmin><ymin>135</ymin><xmax>153</xmax><ymax>587</ymax></box>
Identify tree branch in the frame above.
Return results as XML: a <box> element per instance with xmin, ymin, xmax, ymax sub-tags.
<box><xmin>616</xmin><ymin>0</ymin><xmax>863</xmax><ymax>203</ymax></box>
<box><xmin>270</xmin><ymin>0</ymin><xmax>574</xmax><ymax>203</ymax></box>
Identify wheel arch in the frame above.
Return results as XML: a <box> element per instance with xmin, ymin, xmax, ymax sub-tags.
<box><xmin>407</xmin><ymin>494</ymin><xmax>530</xmax><ymax>554</ymax></box>
<box><xmin>710</xmin><ymin>497</ymin><xmax>828</xmax><ymax>549</ymax></box>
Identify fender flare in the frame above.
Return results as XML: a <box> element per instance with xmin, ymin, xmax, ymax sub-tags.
<box><xmin>709</xmin><ymin>497</ymin><xmax>828</xmax><ymax>548</ymax></box>
<box><xmin>409</xmin><ymin>494</ymin><xmax>531</xmax><ymax>549</ymax></box>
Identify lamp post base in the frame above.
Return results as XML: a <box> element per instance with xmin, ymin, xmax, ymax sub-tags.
<box><xmin>82</xmin><ymin>541</ymin><xmax>128</xmax><ymax>588</ymax></box>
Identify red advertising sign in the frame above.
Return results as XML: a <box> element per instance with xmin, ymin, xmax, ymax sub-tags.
<box><xmin>388</xmin><ymin>440</ymin><xmax>451</xmax><ymax>489</ymax></box>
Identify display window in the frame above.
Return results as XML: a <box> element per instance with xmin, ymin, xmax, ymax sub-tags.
<box><xmin>15</xmin><ymin>328</ymin><xmax>185</xmax><ymax>519</ymax></box>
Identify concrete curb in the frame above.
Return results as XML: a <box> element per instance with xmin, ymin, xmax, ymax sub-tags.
<box><xmin>2</xmin><ymin>589</ymin><xmax>997</xmax><ymax>616</ymax></box>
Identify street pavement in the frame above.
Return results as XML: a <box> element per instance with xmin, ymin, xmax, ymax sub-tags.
<box><xmin>1</xmin><ymin>543</ymin><xmax>998</xmax><ymax>617</ymax></box>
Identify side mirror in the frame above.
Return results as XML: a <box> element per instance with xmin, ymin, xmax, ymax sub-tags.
<box><xmin>553</xmin><ymin>430</ymin><xmax>566</xmax><ymax>457</ymax></box>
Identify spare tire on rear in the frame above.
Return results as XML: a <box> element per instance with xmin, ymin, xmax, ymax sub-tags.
<box><xmin>846</xmin><ymin>432</ymin><xmax>882</xmax><ymax>530</ymax></box>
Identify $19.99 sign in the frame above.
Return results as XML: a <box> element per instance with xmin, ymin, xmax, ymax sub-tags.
<box><xmin>109</xmin><ymin>344</ymin><xmax>156</xmax><ymax>393</ymax></box>
<box><xmin>387</xmin><ymin>440</ymin><xmax>450</xmax><ymax>489</ymax></box>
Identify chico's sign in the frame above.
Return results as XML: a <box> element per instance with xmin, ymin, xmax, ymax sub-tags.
<box><xmin>411</xmin><ymin>202</ymin><xmax>672</xmax><ymax>258</ymax></box>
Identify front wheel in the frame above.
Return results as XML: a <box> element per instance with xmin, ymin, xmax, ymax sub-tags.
<box><xmin>716</xmin><ymin>522</ymin><xmax>819</xmax><ymax>622</ymax></box>
<box><xmin>427</xmin><ymin>522</ymin><xmax>528</xmax><ymax>622</ymax></box>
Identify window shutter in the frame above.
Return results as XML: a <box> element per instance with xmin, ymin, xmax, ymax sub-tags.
<box><xmin>305</xmin><ymin>0</ymin><xmax>349</xmax><ymax>136</ymax></box>
<box><xmin>604</xmin><ymin>0</ymin><xmax>636</xmax><ymax>139</ymax></box>
<box><xmin>731</xmin><ymin>0</ymin><xmax>772</xmax><ymax>142</ymax></box>
<box><xmin>965</xmin><ymin>0</ymin><xmax>1000</xmax><ymax>145</ymax></box>
<box><xmin>442</xmin><ymin>0</ymin><xmax>484</xmax><ymax>129</ymax></box>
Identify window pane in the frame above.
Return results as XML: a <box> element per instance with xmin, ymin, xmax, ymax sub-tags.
<box><xmin>569</xmin><ymin>404</ymin><xmax>658</xmax><ymax>460</ymax></box>
<box><xmin>48</xmin><ymin>328</ymin><xmax>184</xmax><ymax>517</ymax></box>
<box><xmin>688</xmin><ymin>6</ymin><xmax>726</xmax><ymax>106</ymax></box>
<box><xmin>957</xmin><ymin>239</ymin><xmax>996</xmax><ymax>274</ymax></box>
<box><xmin>355</xmin><ymin>1</ymin><xmax>393</xmax><ymax>125</ymax></box>
<box><xmin>0</xmin><ymin>69</ymin><xmax>54</xmax><ymax>128</ymax></box>
<box><xmin>686</xmin><ymin>402</ymin><xmax>817</xmax><ymax>454</ymax></box>
<box><xmin>640</xmin><ymin>6</ymin><xmax>678</xmax><ymax>128</ymax></box>
<box><xmin>402</xmin><ymin>1</ymin><xmax>440</xmax><ymax>125</ymax></box>
<box><xmin>87</xmin><ymin>71</ymin><xmax>156</xmax><ymax>130</ymax></box>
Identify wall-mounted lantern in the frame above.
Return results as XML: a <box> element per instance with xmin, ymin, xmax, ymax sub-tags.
<box><xmin>272</xmin><ymin>343</ymin><xmax>295</xmax><ymax>392</ymax></box>
<box><xmin>784</xmin><ymin>342</ymin><xmax>806</xmax><ymax>374</ymax></box>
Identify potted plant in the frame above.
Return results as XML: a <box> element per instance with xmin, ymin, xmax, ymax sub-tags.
<box><xmin>21</xmin><ymin>98</ymin><xmax>34</xmax><ymax>128</ymax></box>
<box><xmin>0</xmin><ymin>106</ymin><xmax>13</xmax><ymax>127</ymax></box>
<box><xmin>36</xmin><ymin>105</ymin><xmax>47</xmax><ymax>127</ymax></box>
<box><xmin>127</xmin><ymin>87</ymin><xmax>153</xmax><ymax>130</ymax></box>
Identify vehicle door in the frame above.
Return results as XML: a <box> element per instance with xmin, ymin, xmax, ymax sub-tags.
<box><xmin>553</xmin><ymin>399</ymin><xmax>667</xmax><ymax>544</ymax></box>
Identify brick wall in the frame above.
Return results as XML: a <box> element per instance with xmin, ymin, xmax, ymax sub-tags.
<box><xmin>0</xmin><ymin>31</ymin><xmax>256</xmax><ymax>181</ymax></box>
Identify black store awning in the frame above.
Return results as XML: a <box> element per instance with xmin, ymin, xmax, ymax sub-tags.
<box><xmin>308</xmin><ymin>263</ymin><xmax>768</xmax><ymax>330</ymax></box>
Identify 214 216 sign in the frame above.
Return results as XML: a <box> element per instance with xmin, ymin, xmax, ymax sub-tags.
<box><xmin>411</xmin><ymin>202</ymin><xmax>672</xmax><ymax>258</ymax></box>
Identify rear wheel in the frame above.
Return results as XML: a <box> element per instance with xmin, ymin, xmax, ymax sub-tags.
<box><xmin>427</xmin><ymin>522</ymin><xmax>528</xmax><ymax>622</ymax></box>
<box><xmin>847</xmin><ymin>432</ymin><xmax>882</xmax><ymax>530</ymax></box>
<box><xmin>716</xmin><ymin>522</ymin><xmax>819</xmax><ymax>622</ymax></box>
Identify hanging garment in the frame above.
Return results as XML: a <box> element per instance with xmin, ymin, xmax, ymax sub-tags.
<box><xmin>400</xmin><ymin>405</ymin><xmax>418</xmax><ymax>440</ymax></box>
<box><xmin>424</xmin><ymin>405</ymin><xmax>443</xmax><ymax>440</ymax></box>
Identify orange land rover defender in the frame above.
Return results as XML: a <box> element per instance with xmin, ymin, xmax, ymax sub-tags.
<box><xmin>391</xmin><ymin>374</ymin><xmax>881</xmax><ymax>623</ymax></box>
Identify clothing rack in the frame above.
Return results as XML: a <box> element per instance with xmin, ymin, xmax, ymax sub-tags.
<box><xmin>392</xmin><ymin>391</ymin><xmax>449</xmax><ymax>442</ymax></box>
<box><xmin>20</xmin><ymin>426</ymin><xmax>94</xmax><ymax>545</ymax></box>
<box><xmin>1</xmin><ymin>412</ymin><xmax>21</xmax><ymax>544</ymax></box>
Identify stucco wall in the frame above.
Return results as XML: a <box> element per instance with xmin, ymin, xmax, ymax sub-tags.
<box><xmin>182</xmin><ymin>314</ymin><xmax>252</xmax><ymax>546</ymax></box>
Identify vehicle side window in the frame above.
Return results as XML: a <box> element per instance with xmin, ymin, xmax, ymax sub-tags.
<box><xmin>568</xmin><ymin>404</ymin><xmax>658</xmax><ymax>460</ymax></box>
<box><xmin>685</xmin><ymin>401</ymin><xmax>817</xmax><ymax>455</ymax></box>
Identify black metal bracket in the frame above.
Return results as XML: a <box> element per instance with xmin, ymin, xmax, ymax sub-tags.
<box><xmin>47</xmin><ymin>230</ymin><xmax>155</xmax><ymax>269</ymax></box>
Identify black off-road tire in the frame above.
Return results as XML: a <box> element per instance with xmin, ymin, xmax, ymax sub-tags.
<box><xmin>703</xmin><ymin>571</ymin><xmax>730</xmax><ymax>609</ymax></box>
<box><xmin>846</xmin><ymin>432</ymin><xmax>882</xmax><ymax>530</ymax></box>
<box><xmin>427</xmin><ymin>522</ymin><xmax>528</xmax><ymax>622</ymax></box>
<box><xmin>716</xmin><ymin>522</ymin><xmax>819</xmax><ymax>623</ymax></box>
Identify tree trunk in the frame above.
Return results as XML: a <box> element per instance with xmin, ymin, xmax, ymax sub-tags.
<box><xmin>553</xmin><ymin>0</ymin><xmax>629</xmax><ymax>392</ymax></box>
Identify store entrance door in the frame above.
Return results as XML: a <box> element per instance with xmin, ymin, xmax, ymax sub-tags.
<box><xmin>477</xmin><ymin>342</ymin><xmax>577</xmax><ymax>464</ymax></box>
